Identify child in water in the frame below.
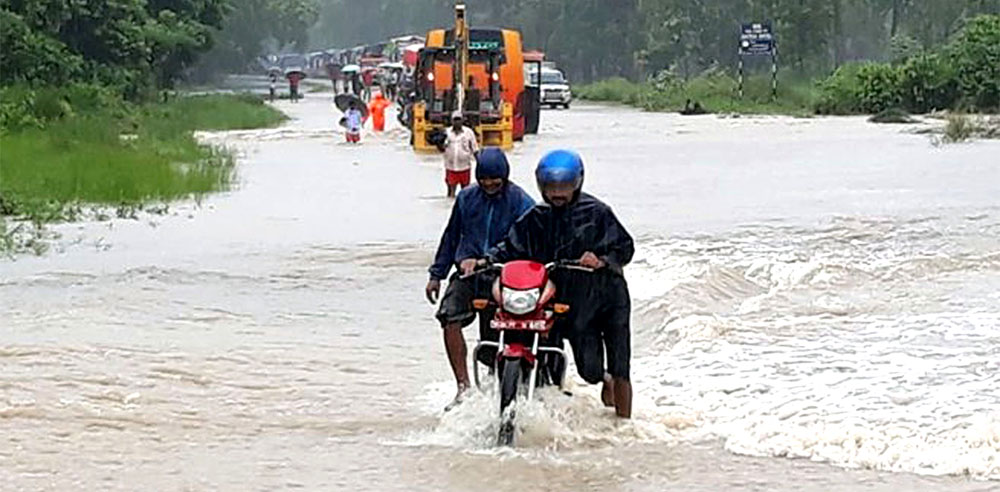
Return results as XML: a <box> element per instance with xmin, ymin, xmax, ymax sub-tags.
<box><xmin>345</xmin><ymin>104</ymin><xmax>363</xmax><ymax>144</ymax></box>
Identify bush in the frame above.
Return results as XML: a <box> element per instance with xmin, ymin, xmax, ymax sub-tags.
<box><xmin>947</xmin><ymin>15</ymin><xmax>1000</xmax><ymax>111</ymax></box>
<box><xmin>61</xmin><ymin>84</ymin><xmax>122</xmax><ymax>114</ymax></box>
<box><xmin>817</xmin><ymin>61</ymin><xmax>926</xmax><ymax>114</ymax></box>
<box><xmin>576</xmin><ymin>77</ymin><xmax>648</xmax><ymax>105</ymax></box>
<box><xmin>579</xmin><ymin>72</ymin><xmax>816</xmax><ymax>116</ymax></box>
<box><xmin>898</xmin><ymin>53</ymin><xmax>959</xmax><ymax>113</ymax></box>
<box><xmin>0</xmin><ymin>87</ymin><xmax>42</xmax><ymax>133</ymax></box>
<box><xmin>33</xmin><ymin>90</ymin><xmax>74</xmax><ymax>121</ymax></box>
<box><xmin>856</xmin><ymin>63</ymin><xmax>903</xmax><ymax>113</ymax></box>
<box><xmin>815</xmin><ymin>63</ymin><xmax>866</xmax><ymax>114</ymax></box>
<box><xmin>0</xmin><ymin>84</ymin><xmax>124</xmax><ymax>133</ymax></box>
<box><xmin>815</xmin><ymin>14</ymin><xmax>999</xmax><ymax>115</ymax></box>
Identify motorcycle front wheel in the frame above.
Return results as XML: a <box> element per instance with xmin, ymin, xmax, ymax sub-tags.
<box><xmin>497</xmin><ymin>358</ymin><xmax>521</xmax><ymax>446</ymax></box>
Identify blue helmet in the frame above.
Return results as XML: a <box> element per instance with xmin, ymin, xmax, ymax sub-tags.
<box><xmin>535</xmin><ymin>149</ymin><xmax>584</xmax><ymax>191</ymax></box>
<box><xmin>475</xmin><ymin>147</ymin><xmax>510</xmax><ymax>181</ymax></box>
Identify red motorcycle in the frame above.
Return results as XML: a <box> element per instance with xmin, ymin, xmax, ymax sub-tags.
<box><xmin>469</xmin><ymin>260</ymin><xmax>591</xmax><ymax>445</ymax></box>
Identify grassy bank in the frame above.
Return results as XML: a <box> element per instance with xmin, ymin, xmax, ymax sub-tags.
<box><xmin>0</xmin><ymin>91</ymin><xmax>285</xmax><ymax>254</ymax></box>
<box><xmin>576</xmin><ymin>74</ymin><xmax>819</xmax><ymax>116</ymax></box>
<box><xmin>1</xmin><ymin>93</ymin><xmax>284</xmax><ymax>220</ymax></box>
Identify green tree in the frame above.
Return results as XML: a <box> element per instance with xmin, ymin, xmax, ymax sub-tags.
<box><xmin>145</xmin><ymin>0</ymin><xmax>228</xmax><ymax>88</ymax></box>
<box><xmin>1</xmin><ymin>0</ymin><xmax>228</xmax><ymax>93</ymax></box>
<box><xmin>193</xmin><ymin>0</ymin><xmax>318</xmax><ymax>76</ymax></box>
<box><xmin>947</xmin><ymin>14</ymin><xmax>1000</xmax><ymax>109</ymax></box>
<box><xmin>0</xmin><ymin>9</ymin><xmax>85</xmax><ymax>85</ymax></box>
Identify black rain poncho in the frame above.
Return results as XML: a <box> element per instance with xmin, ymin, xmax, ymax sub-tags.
<box><xmin>488</xmin><ymin>191</ymin><xmax>635</xmax><ymax>382</ymax></box>
<box><xmin>488</xmin><ymin>192</ymin><xmax>634</xmax><ymax>274</ymax></box>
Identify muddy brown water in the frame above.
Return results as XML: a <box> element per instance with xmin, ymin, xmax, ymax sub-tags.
<box><xmin>2</xmin><ymin>92</ymin><xmax>999</xmax><ymax>490</ymax></box>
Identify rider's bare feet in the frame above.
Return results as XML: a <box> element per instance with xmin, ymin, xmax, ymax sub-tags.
<box><xmin>444</xmin><ymin>384</ymin><xmax>470</xmax><ymax>412</ymax></box>
<box><xmin>613</xmin><ymin>377</ymin><xmax>632</xmax><ymax>419</ymax></box>
<box><xmin>601</xmin><ymin>374</ymin><xmax>616</xmax><ymax>407</ymax></box>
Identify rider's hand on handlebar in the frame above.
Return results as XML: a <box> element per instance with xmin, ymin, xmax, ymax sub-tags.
<box><xmin>459</xmin><ymin>258</ymin><xmax>480</xmax><ymax>276</ymax></box>
<box><xmin>425</xmin><ymin>279</ymin><xmax>441</xmax><ymax>304</ymax></box>
<box><xmin>579</xmin><ymin>251</ymin><xmax>606</xmax><ymax>270</ymax></box>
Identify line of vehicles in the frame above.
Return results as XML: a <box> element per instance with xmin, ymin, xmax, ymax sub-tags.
<box><xmin>264</xmin><ymin>3</ymin><xmax>573</xmax><ymax>153</ymax></box>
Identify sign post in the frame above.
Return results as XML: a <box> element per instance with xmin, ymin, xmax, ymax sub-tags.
<box><xmin>738</xmin><ymin>22</ymin><xmax>778</xmax><ymax>100</ymax></box>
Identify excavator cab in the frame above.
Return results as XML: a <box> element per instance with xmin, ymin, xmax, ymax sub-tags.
<box><xmin>413</xmin><ymin>46</ymin><xmax>506</xmax><ymax>148</ymax></box>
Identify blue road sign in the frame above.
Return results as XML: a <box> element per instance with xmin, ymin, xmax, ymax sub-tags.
<box><xmin>739</xmin><ymin>22</ymin><xmax>775</xmax><ymax>55</ymax></box>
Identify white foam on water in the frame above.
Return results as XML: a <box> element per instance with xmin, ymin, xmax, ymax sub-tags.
<box><xmin>390</xmin><ymin>217</ymin><xmax>1000</xmax><ymax>480</ymax></box>
<box><xmin>624</xmin><ymin>217</ymin><xmax>1000</xmax><ymax>480</ymax></box>
<box><xmin>390</xmin><ymin>375</ymin><xmax>689</xmax><ymax>460</ymax></box>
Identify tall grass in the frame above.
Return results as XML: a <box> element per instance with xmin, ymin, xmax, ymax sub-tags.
<box><xmin>577</xmin><ymin>74</ymin><xmax>819</xmax><ymax>116</ymax></box>
<box><xmin>942</xmin><ymin>114</ymin><xmax>977</xmax><ymax>142</ymax></box>
<box><xmin>576</xmin><ymin>77</ymin><xmax>648</xmax><ymax>105</ymax></box>
<box><xmin>0</xmin><ymin>94</ymin><xmax>284</xmax><ymax>224</ymax></box>
<box><xmin>1</xmin><ymin>119</ymin><xmax>233</xmax><ymax>206</ymax></box>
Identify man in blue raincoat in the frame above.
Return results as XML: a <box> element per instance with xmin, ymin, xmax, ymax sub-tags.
<box><xmin>488</xmin><ymin>149</ymin><xmax>635</xmax><ymax>418</ymax></box>
<box><xmin>425</xmin><ymin>148</ymin><xmax>535</xmax><ymax>408</ymax></box>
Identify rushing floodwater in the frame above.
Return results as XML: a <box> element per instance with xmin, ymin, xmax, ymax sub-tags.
<box><xmin>2</xmin><ymin>90</ymin><xmax>999</xmax><ymax>491</ymax></box>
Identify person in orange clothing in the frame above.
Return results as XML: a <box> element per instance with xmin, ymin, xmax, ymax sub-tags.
<box><xmin>367</xmin><ymin>93</ymin><xmax>392</xmax><ymax>132</ymax></box>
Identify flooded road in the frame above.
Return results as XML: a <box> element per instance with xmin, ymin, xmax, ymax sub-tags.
<box><xmin>2</xmin><ymin>92</ymin><xmax>999</xmax><ymax>491</ymax></box>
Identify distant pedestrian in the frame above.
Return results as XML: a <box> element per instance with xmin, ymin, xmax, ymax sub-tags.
<box><xmin>345</xmin><ymin>103</ymin><xmax>363</xmax><ymax>144</ymax></box>
<box><xmin>288</xmin><ymin>72</ymin><xmax>303</xmax><ymax>102</ymax></box>
<box><xmin>269</xmin><ymin>75</ymin><xmax>277</xmax><ymax>102</ymax></box>
<box><xmin>442</xmin><ymin>112</ymin><xmax>478</xmax><ymax>197</ymax></box>
<box><xmin>350</xmin><ymin>73</ymin><xmax>362</xmax><ymax>97</ymax></box>
<box><xmin>326</xmin><ymin>62</ymin><xmax>343</xmax><ymax>93</ymax></box>
<box><xmin>368</xmin><ymin>93</ymin><xmax>391</xmax><ymax>132</ymax></box>
<box><xmin>386</xmin><ymin>70</ymin><xmax>399</xmax><ymax>101</ymax></box>
<box><xmin>362</xmin><ymin>68</ymin><xmax>375</xmax><ymax>102</ymax></box>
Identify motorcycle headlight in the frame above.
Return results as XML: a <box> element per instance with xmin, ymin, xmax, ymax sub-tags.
<box><xmin>502</xmin><ymin>288</ymin><xmax>541</xmax><ymax>315</ymax></box>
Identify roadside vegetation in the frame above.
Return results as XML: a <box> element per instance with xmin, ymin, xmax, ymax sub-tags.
<box><xmin>0</xmin><ymin>87</ymin><xmax>285</xmax><ymax>253</ymax></box>
<box><xmin>1</xmin><ymin>87</ymin><xmax>285</xmax><ymax>221</ymax></box>
<box><xmin>577</xmin><ymin>74</ymin><xmax>818</xmax><ymax>116</ymax></box>
<box><xmin>814</xmin><ymin>15</ymin><xmax>999</xmax><ymax>115</ymax></box>
<box><xmin>579</xmin><ymin>15</ymin><xmax>1000</xmax><ymax>119</ymax></box>
<box><xmin>936</xmin><ymin>114</ymin><xmax>1000</xmax><ymax>144</ymax></box>
<box><xmin>0</xmin><ymin>2</ymin><xmax>291</xmax><ymax>254</ymax></box>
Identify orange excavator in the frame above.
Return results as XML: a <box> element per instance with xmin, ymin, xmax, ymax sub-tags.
<box><xmin>411</xmin><ymin>3</ymin><xmax>526</xmax><ymax>151</ymax></box>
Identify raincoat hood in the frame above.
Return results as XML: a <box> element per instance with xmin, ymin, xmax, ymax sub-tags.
<box><xmin>475</xmin><ymin>147</ymin><xmax>510</xmax><ymax>181</ymax></box>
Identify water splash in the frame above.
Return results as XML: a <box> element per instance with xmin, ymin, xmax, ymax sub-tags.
<box><xmin>626</xmin><ymin>215</ymin><xmax>1000</xmax><ymax>480</ymax></box>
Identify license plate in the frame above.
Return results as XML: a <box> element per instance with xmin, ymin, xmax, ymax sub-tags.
<box><xmin>491</xmin><ymin>319</ymin><xmax>548</xmax><ymax>331</ymax></box>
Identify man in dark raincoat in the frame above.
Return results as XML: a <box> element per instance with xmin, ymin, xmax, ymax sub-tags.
<box><xmin>488</xmin><ymin>149</ymin><xmax>635</xmax><ymax>418</ymax></box>
<box><xmin>426</xmin><ymin>148</ymin><xmax>536</xmax><ymax>408</ymax></box>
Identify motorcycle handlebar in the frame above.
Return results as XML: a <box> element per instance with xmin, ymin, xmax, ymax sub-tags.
<box><xmin>459</xmin><ymin>259</ymin><xmax>595</xmax><ymax>279</ymax></box>
<box><xmin>546</xmin><ymin>260</ymin><xmax>595</xmax><ymax>273</ymax></box>
<box><xmin>458</xmin><ymin>262</ymin><xmax>502</xmax><ymax>279</ymax></box>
